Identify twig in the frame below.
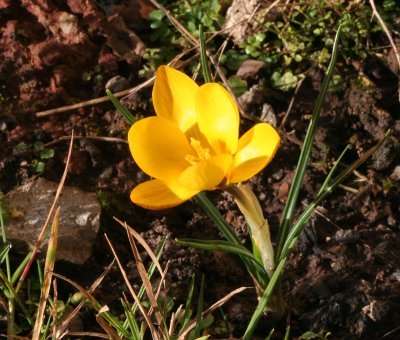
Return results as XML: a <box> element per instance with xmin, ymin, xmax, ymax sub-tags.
<box><xmin>56</xmin><ymin>260</ymin><xmax>115</xmax><ymax>338</ymax></box>
<box><xmin>280</xmin><ymin>77</ymin><xmax>305</xmax><ymax>129</ymax></box>
<box><xmin>105</xmin><ymin>234</ymin><xmax>161</xmax><ymax>340</ymax></box>
<box><xmin>239</xmin><ymin>3</ymin><xmax>261</xmax><ymax>38</ymax></box>
<box><xmin>35</xmin><ymin>49</ymin><xmax>198</xmax><ymax>118</ymax></box>
<box><xmin>36</xmin><ymin>77</ymin><xmax>154</xmax><ymax>117</ymax></box>
<box><xmin>43</xmin><ymin>135</ymin><xmax>127</xmax><ymax>148</ymax></box>
<box><xmin>369</xmin><ymin>0</ymin><xmax>400</xmax><ymax>102</ymax></box>
<box><xmin>148</xmin><ymin>0</ymin><xmax>197</xmax><ymax>46</ymax></box>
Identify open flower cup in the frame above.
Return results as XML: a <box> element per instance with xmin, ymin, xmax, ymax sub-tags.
<box><xmin>128</xmin><ymin>66</ymin><xmax>280</xmax><ymax>211</ymax></box>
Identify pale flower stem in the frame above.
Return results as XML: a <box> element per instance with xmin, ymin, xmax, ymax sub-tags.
<box><xmin>227</xmin><ymin>184</ymin><xmax>275</xmax><ymax>278</ymax></box>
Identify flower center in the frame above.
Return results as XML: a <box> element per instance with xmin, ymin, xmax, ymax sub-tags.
<box><xmin>185</xmin><ymin>137</ymin><xmax>210</xmax><ymax>165</ymax></box>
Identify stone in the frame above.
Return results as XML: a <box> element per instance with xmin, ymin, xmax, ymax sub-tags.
<box><xmin>105</xmin><ymin>75</ymin><xmax>129</xmax><ymax>93</ymax></box>
<box><xmin>5</xmin><ymin>178</ymin><xmax>100</xmax><ymax>265</ymax></box>
<box><xmin>223</xmin><ymin>0</ymin><xmax>281</xmax><ymax>45</ymax></box>
<box><xmin>223</xmin><ymin>0</ymin><xmax>259</xmax><ymax>44</ymax></box>
<box><xmin>260</xmin><ymin>103</ymin><xmax>277</xmax><ymax>127</ymax></box>
<box><xmin>390</xmin><ymin>165</ymin><xmax>400</xmax><ymax>181</ymax></box>
<box><xmin>236</xmin><ymin>59</ymin><xmax>266</xmax><ymax>79</ymax></box>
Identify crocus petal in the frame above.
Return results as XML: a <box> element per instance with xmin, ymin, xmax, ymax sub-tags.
<box><xmin>129</xmin><ymin>116</ymin><xmax>195</xmax><ymax>181</ymax></box>
<box><xmin>131</xmin><ymin>179</ymin><xmax>199</xmax><ymax>210</ymax></box>
<box><xmin>229</xmin><ymin>123</ymin><xmax>280</xmax><ymax>183</ymax></box>
<box><xmin>177</xmin><ymin>154</ymin><xmax>233</xmax><ymax>191</ymax></box>
<box><xmin>153</xmin><ymin>66</ymin><xmax>199</xmax><ymax>133</ymax></box>
<box><xmin>195</xmin><ymin>83</ymin><xmax>239</xmax><ymax>155</ymax></box>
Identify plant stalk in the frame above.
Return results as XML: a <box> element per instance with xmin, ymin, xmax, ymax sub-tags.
<box><xmin>227</xmin><ymin>184</ymin><xmax>274</xmax><ymax>277</ymax></box>
<box><xmin>226</xmin><ymin>184</ymin><xmax>285</xmax><ymax>318</ymax></box>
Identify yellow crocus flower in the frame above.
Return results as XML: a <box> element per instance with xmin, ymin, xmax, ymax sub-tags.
<box><xmin>128</xmin><ymin>65</ymin><xmax>280</xmax><ymax>210</ymax></box>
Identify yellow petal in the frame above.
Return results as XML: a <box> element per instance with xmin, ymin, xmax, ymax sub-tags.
<box><xmin>153</xmin><ymin>66</ymin><xmax>199</xmax><ymax>133</ymax></box>
<box><xmin>128</xmin><ymin>116</ymin><xmax>194</xmax><ymax>181</ymax></box>
<box><xmin>229</xmin><ymin>123</ymin><xmax>280</xmax><ymax>183</ymax></box>
<box><xmin>195</xmin><ymin>83</ymin><xmax>239</xmax><ymax>155</ymax></box>
<box><xmin>131</xmin><ymin>179</ymin><xmax>199</xmax><ymax>210</ymax></box>
<box><xmin>177</xmin><ymin>154</ymin><xmax>233</xmax><ymax>190</ymax></box>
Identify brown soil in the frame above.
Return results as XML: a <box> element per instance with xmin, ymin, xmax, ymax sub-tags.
<box><xmin>1</xmin><ymin>1</ymin><xmax>399</xmax><ymax>339</ymax></box>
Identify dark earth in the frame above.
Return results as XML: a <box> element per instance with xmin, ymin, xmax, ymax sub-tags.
<box><xmin>1</xmin><ymin>0</ymin><xmax>400</xmax><ymax>339</ymax></box>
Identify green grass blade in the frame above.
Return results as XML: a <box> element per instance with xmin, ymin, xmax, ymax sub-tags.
<box><xmin>121</xmin><ymin>235</ymin><xmax>167</xmax><ymax>335</ymax></box>
<box><xmin>194</xmin><ymin>193</ymin><xmax>240</xmax><ymax>245</ymax></box>
<box><xmin>176</xmin><ymin>238</ymin><xmax>266</xmax><ymax>275</ymax></box>
<box><xmin>0</xmin><ymin>268</ymin><xmax>33</xmax><ymax>325</ymax></box>
<box><xmin>243</xmin><ymin>259</ymin><xmax>286</xmax><ymax>340</ymax></box>
<box><xmin>194</xmin><ymin>193</ymin><xmax>267</xmax><ymax>286</ymax></box>
<box><xmin>1</xmin><ymin>204</ymin><xmax>16</xmax><ymax>339</ymax></box>
<box><xmin>275</xmin><ymin>26</ymin><xmax>342</xmax><ymax>260</ymax></box>
<box><xmin>106</xmin><ymin>89</ymin><xmax>137</xmax><ymax>125</ymax></box>
<box><xmin>121</xmin><ymin>298</ymin><xmax>141</xmax><ymax>339</ymax></box>
<box><xmin>0</xmin><ymin>204</ymin><xmax>11</xmax><ymax>282</ymax></box>
<box><xmin>52</xmin><ymin>272</ymin><xmax>131</xmax><ymax>338</ymax></box>
<box><xmin>265</xmin><ymin>328</ymin><xmax>275</xmax><ymax>340</ymax></box>
<box><xmin>0</xmin><ymin>244</ymin><xmax>11</xmax><ymax>263</ymax></box>
<box><xmin>129</xmin><ymin>235</ymin><xmax>167</xmax><ymax>315</ymax></box>
<box><xmin>179</xmin><ymin>274</ymin><xmax>195</xmax><ymax>334</ymax></box>
<box><xmin>11</xmin><ymin>251</ymin><xmax>33</xmax><ymax>285</ymax></box>
<box><xmin>279</xmin><ymin>131</ymin><xmax>390</xmax><ymax>261</ymax></box>
<box><xmin>246</xmin><ymin>134</ymin><xmax>392</xmax><ymax>340</ymax></box>
<box><xmin>40</xmin><ymin>316</ymin><xmax>52</xmax><ymax>340</ymax></box>
<box><xmin>32</xmin><ymin>207</ymin><xmax>60</xmax><ymax>340</ymax></box>
<box><xmin>283</xmin><ymin>324</ymin><xmax>291</xmax><ymax>340</ymax></box>
<box><xmin>199</xmin><ymin>25</ymin><xmax>212</xmax><ymax>83</ymax></box>
<box><xmin>243</xmin><ymin>133</ymin><xmax>388</xmax><ymax>339</ymax></box>
<box><xmin>37</xmin><ymin>259</ymin><xmax>43</xmax><ymax>287</ymax></box>
<box><xmin>317</xmin><ymin>145</ymin><xmax>350</xmax><ymax>194</ymax></box>
<box><xmin>194</xmin><ymin>275</ymin><xmax>205</xmax><ymax>338</ymax></box>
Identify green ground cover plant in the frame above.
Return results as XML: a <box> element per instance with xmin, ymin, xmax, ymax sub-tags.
<box><xmin>143</xmin><ymin>0</ymin><xmax>399</xmax><ymax>90</ymax></box>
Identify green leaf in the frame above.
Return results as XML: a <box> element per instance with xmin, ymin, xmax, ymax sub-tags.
<box><xmin>33</xmin><ymin>161</ymin><xmax>45</xmax><ymax>173</ymax></box>
<box><xmin>33</xmin><ymin>141</ymin><xmax>44</xmax><ymax>150</ymax></box>
<box><xmin>270</xmin><ymin>70</ymin><xmax>298</xmax><ymax>91</ymax></box>
<box><xmin>245</xmin><ymin>45</ymin><xmax>256</xmax><ymax>55</ymax></box>
<box><xmin>14</xmin><ymin>142</ymin><xmax>29</xmax><ymax>154</ymax></box>
<box><xmin>148</xmin><ymin>9</ymin><xmax>165</xmax><ymax>21</ymax></box>
<box><xmin>193</xmin><ymin>336</ymin><xmax>210</xmax><ymax>340</ymax></box>
<box><xmin>255</xmin><ymin>33</ymin><xmax>266</xmax><ymax>43</ymax></box>
<box><xmin>176</xmin><ymin>238</ymin><xmax>265</xmax><ymax>274</ymax></box>
<box><xmin>300</xmin><ymin>330</ymin><xmax>331</xmax><ymax>339</ymax></box>
<box><xmin>40</xmin><ymin>148</ymin><xmax>55</xmax><ymax>160</ymax></box>
<box><xmin>228</xmin><ymin>75</ymin><xmax>247</xmax><ymax>97</ymax></box>
<box><xmin>199</xmin><ymin>314</ymin><xmax>214</xmax><ymax>330</ymax></box>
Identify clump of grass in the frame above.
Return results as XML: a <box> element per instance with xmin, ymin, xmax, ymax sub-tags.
<box><xmin>52</xmin><ymin>219</ymin><xmax>245</xmax><ymax>339</ymax></box>
<box><xmin>142</xmin><ymin>0</ymin><xmax>399</xmax><ymax>91</ymax></box>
